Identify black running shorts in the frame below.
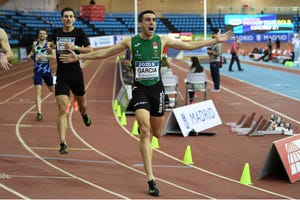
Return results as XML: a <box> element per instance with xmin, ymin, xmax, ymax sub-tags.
<box><xmin>55</xmin><ymin>71</ymin><xmax>85</xmax><ymax>97</ymax></box>
<box><xmin>131</xmin><ymin>80</ymin><xmax>165</xmax><ymax>117</ymax></box>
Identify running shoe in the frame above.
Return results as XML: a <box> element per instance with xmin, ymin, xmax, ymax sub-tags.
<box><xmin>210</xmin><ymin>88</ymin><xmax>221</xmax><ymax>93</ymax></box>
<box><xmin>148</xmin><ymin>179</ymin><xmax>160</xmax><ymax>197</ymax></box>
<box><xmin>36</xmin><ymin>113</ymin><xmax>43</xmax><ymax>121</ymax></box>
<box><xmin>82</xmin><ymin>114</ymin><xmax>91</xmax><ymax>126</ymax></box>
<box><xmin>59</xmin><ymin>143</ymin><xmax>68</xmax><ymax>154</ymax></box>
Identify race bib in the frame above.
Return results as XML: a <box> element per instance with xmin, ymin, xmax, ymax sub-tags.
<box><xmin>56</xmin><ymin>37</ymin><xmax>75</xmax><ymax>54</ymax></box>
<box><xmin>35</xmin><ymin>52</ymin><xmax>48</xmax><ymax>63</ymax></box>
<box><xmin>135</xmin><ymin>61</ymin><xmax>159</xmax><ymax>81</ymax></box>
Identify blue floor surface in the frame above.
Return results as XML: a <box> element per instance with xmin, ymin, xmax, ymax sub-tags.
<box><xmin>203</xmin><ymin>54</ymin><xmax>300</xmax><ymax>100</ymax></box>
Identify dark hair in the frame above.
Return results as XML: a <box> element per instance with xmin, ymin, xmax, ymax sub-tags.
<box><xmin>38</xmin><ymin>28</ymin><xmax>47</xmax><ymax>35</ymax></box>
<box><xmin>61</xmin><ymin>7</ymin><xmax>75</xmax><ymax>17</ymax></box>
<box><xmin>138</xmin><ymin>10</ymin><xmax>155</xmax><ymax>22</ymax></box>
<box><xmin>190</xmin><ymin>56</ymin><xmax>204</xmax><ymax>73</ymax></box>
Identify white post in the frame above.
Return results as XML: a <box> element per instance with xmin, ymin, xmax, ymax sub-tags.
<box><xmin>203</xmin><ymin>0</ymin><xmax>207</xmax><ymax>40</ymax></box>
<box><xmin>134</xmin><ymin>0</ymin><xmax>138</xmax><ymax>35</ymax></box>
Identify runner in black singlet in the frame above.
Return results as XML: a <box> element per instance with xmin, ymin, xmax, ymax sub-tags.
<box><xmin>52</xmin><ymin>7</ymin><xmax>93</xmax><ymax>155</ymax></box>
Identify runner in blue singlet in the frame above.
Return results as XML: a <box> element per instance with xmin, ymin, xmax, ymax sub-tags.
<box><xmin>27</xmin><ymin>29</ymin><xmax>55</xmax><ymax>121</ymax></box>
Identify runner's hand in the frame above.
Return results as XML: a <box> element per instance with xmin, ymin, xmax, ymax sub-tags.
<box><xmin>59</xmin><ymin>49</ymin><xmax>79</xmax><ymax>63</ymax></box>
<box><xmin>215</xmin><ymin>29</ymin><xmax>234</xmax><ymax>42</ymax></box>
<box><xmin>0</xmin><ymin>55</ymin><xmax>12</xmax><ymax>70</ymax></box>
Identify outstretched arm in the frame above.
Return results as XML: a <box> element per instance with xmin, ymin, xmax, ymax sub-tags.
<box><xmin>64</xmin><ymin>42</ymin><xmax>93</xmax><ymax>54</ymax></box>
<box><xmin>164</xmin><ymin>29</ymin><xmax>233</xmax><ymax>50</ymax></box>
<box><xmin>0</xmin><ymin>29</ymin><xmax>13</xmax><ymax>70</ymax></box>
<box><xmin>59</xmin><ymin>38</ymin><xmax>130</xmax><ymax>63</ymax></box>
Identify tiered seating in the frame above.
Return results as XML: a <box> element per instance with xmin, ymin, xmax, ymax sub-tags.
<box><xmin>164</xmin><ymin>13</ymin><xmax>202</xmax><ymax>33</ymax></box>
<box><xmin>207</xmin><ymin>13</ymin><xmax>225</xmax><ymax>31</ymax></box>
<box><xmin>89</xmin><ymin>14</ymin><xmax>130</xmax><ymax>35</ymax></box>
<box><xmin>163</xmin><ymin>13</ymin><xmax>224</xmax><ymax>34</ymax></box>
<box><xmin>0</xmin><ymin>10</ymin><xmax>20</xmax><ymax>45</ymax></box>
<box><xmin>1</xmin><ymin>9</ymin><xmax>300</xmax><ymax>47</ymax></box>
<box><xmin>32</xmin><ymin>11</ymin><xmax>97</xmax><ymax>36</ymax></box>
<box><xmin>32</xmin><ymin>10</ymin><xmax>61</xmax><ymax>28</ymax></box>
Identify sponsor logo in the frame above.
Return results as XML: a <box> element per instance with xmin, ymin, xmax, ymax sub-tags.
<box><xmin>285</xmin><ymin>139</ymin><xmax>300</xmax><ymax>176</ymax></box>
<box><xmin>228</xmin><ymin>18</ymin><xmax>243</xmax><ymax>26</ymax></box>
<box><xmin>180</xmin><ymin>113</ymin><xmax>190</xmax><ymax>129</ymax></box>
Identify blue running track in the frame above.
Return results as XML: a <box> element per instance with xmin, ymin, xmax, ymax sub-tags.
<box><xmin>203</xmin><ymin>54</ymin><xmax>300</xmax><ymax>100</ymax></box>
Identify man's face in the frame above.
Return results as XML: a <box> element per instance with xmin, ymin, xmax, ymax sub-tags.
<box><xmin>61</xmin><ymin>11</ymin><xmax>75</xmax><ymax>28</ymax></box>
<box><xmin>38</xmin><ymin>30</ymin><xmax>47</xmax><ymax>41</ymax></box>
<box><xmin>139</xmin><ymin>13</ymin><xmax>156</xmax><ymax>37</ymax></box>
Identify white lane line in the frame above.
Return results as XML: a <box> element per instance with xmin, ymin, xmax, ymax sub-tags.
<box><xmin>15</xmin><ymin>61</ymin><xmax>130</xmax><ymax>199</ymax></box>
<box><xmin>0</xmin><ymin>68</ymin><xmax>31</xmax><ymax>80</ymax></box>
<box><xmin>222</xmin><ymin>86</ymin><xmax>300</xmax><ymax>125</ymax></box>
<box><xmin>29</xmin><ymin>147</ymin><xmax>92</xmax><ymax>151</ymax></box>
<box><xmin>133</xmin><ymin>163</ymin><xmax>192</xmax><ymax>168</ymax></box>
<box><xmin>0</xmin><ymin>74</ymin><xmax>32</xmax><ymax>90</ymax></box>
<box><xmin>115</xmin><ymin>107</ymin><xmax>294</xmax><ymax>199</ymax></box>
<box><xmin>9</xmin><ymin>58</ymin><xmax>295</xmax><ymax>199</ymax></box>
<box><xmin>9</xmin><ymin>175</ymin><xmax>74</xmax><ymax>179</ymax></box>
<box><xmin>0</xmin><ymin>124</ymin><xmax>57</xmax><ymax>128</ymax></box>
<box><xmin>0</xmin><ymin>173</ymin><xmax>11</xmax><ymax>179</ymax></box>
<box><xmin>0</xmin><ymin>153</ymin><xmax>114</xmax><ymax>165</ymax></box>
<box><xmin>0</xmin><ymin>183</ymin><xmax>30</xmax><ymax>199</ymax></box>
<box><xmin>0</xmin><ymin>85</ymin><xmax>34</xmax><ymax>104</ymax></box>
<box><xmin>166</xmin><ymin>61</ymin><xmax>295</xmax><ymax>198</ymax></box>
<box><xmin>69</xmin><ymin>110</ymin><xmax>216</xmax><ymax>199</ymax></box>
<box><xmin>171</xmin><ymin>62</ymin><xmax>300</xmax><ymax>126</ymax></box>
<box><xmin>68</xmin><ymin>59</ymin><xmax>216</xmax><ymax>199</ymax></box>
<box><xmin>0</xmin><ymin>101</ymin><xmax>56</xmax><ymax>104</ymax></box>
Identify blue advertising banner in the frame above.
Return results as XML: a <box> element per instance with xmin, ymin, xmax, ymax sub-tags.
<box><xmin>225</xmin><ymin>14</ymin><xmax>295</xmax><ymax>43</ymax></box>
<box><xmin>229</xmin><ymin>33</ymin><xmax>294</xmax><ymax>43</ymax></box>
<box><xmin>225</xmin><ymin>14</ymin><xmax>294</xmax><ymax>34</ymax></box>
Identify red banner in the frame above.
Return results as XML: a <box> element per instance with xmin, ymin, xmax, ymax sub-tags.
<box><xmin>80</xmin><ymin>5</ymin><xmax>105</xmax><ymax>21</ymax></box>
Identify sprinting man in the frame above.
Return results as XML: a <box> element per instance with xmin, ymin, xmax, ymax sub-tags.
<box><xmin>52</xmin><ymin>7</ymin><xmax>93</xmax><ymax>154</ymax></box>
<box><xmin>27</xmin><ymin>29</ymin><xmax>55</xmax><ymax>121</ymax></box>
<box><xmin>59</xmin><ymin>10</ymin><xmax>233</xmax><ymax>196</ymax></box>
